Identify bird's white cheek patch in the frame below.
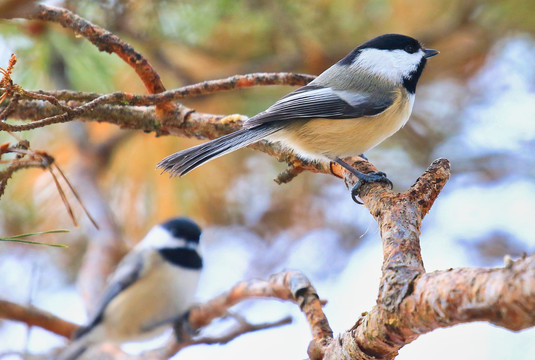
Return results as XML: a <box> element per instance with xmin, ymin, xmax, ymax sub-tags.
<box><xmin>351</xmin><ymin>49</ymin><xmax>423</xmax><ymax>83</ymax></box>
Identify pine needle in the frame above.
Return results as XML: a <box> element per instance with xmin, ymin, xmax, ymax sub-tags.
<box><xmin>0</xmin><ymin>229</ymin><xmax>69</xmax><ymax>247</ymax></box>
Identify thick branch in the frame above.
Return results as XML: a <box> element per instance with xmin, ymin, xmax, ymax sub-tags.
<box><xmin>321</xmin><ymin>159</ymin><xmax>535</xmax><ymax>359</ymax></box>
<box><xmin>402</xmin><ymin>254</ymin><xmax>535</xmax><ymax>332</ymax></box>
<box><xmin>0</xmin><ymin>300</ymin><xmax>78</xmax><ymax>338</ymax></box>
<box><xmin>331</xmin><ymin>159</ymin><xmax>450</xmax><ymax>310</ymax></box>
<box><xmin>324</xmin><ymin>253</ymin><xmax>535</xmax><ymax>360</ymax></box>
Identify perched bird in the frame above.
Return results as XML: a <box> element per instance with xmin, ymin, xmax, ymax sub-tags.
<box><xmin>59</xmin><ymin>218</ymin><xmax>203</xmax><ymax>360</ymax></box>
<box><xmin>158</xmin><ymin>34</ymin><xmax>438</xmax><ymax>202</ymax></box>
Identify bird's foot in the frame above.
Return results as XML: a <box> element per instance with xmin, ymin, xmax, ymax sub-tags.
<box><xmin>173</xmin><ymin>311</ymin><xmax>198</xmax><ymax>342</ymax></box>
<box><xmin>333</xmin><ymin>158</ymin><xmax>393</xmax><ymax>204</ymax></box>
<box><xmin>350</xmin><ymin>171</ymin><xmax>393</xmax><ymax>204</ymax></box>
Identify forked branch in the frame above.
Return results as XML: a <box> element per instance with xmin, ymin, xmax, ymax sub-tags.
<box><xmin>320</xmin><ymin>159</ymin><xmax>535</xmax><ymax>359</ymax></box>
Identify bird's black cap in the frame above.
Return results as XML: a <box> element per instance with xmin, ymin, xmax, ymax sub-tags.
<box><xmin>161</xmin><ymin>217</ymin><xmax>201</xmax><ymax>243</ymax></box>
<box><xmin>339</xmin><ymin>34</ymin><xmax>423</xmax><ymax>66</ymax></box>
<box><xmin>358</xmin><ymin>34</ymin><xmax>422</xmax><ymax>52</ymax></box>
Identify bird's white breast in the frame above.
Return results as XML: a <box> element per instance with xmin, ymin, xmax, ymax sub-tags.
<box><xmin>100</xmin><ymin>254</ymin><xmax>200</xmax><ymax>342</ymax></box>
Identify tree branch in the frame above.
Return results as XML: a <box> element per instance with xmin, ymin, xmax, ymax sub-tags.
<box><xmin>0</xmin><ymin>300</ymin><xmax>78</xmax><ymax>339</ymax></box>
<box><xmin>0</xmin><ymin>142</ymin><xmax>53</xmax><ymax>197</ymax></box>
<box><xmin>35</xmin><ymin>72</ymin><xmax>315</xmax><ymax>105</ymax></box>
<box><xmin>178</xmin><ymin>270</ymin><xmax>332</xmax><ymax>358</ymax></box>
<box><xmin>0</xmin><ymin>159</ymin><xmax>47</xmax><ymax>197</ymax></box>
<box><xmin>24</xmin><ymin>4</ymin><xmax>175</xmax><ymax>114</ymax></box>
<box><xmin>193</xmin><ymin>315</ymin><xmax>293</xmax><ymax>346</ymax></box>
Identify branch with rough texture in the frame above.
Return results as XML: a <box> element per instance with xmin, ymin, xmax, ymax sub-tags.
<box><xmin>0</xmin><ymin>300</ymin><xmax>78</xmax><ymax>339</ymax></box>
<box><xmin>310</xmin><ymin>159</ymin><xmax>535</xmax><ymax>359</ymax></box>
<box><xmin>323</xmin><ymin>252</ymin><xmax>535</xmax><ymax>360</ymax></box>
<box><xmin>401</xmin><ymin>253</ymin><xmax>535</xmax><ymax>332</ymax></box>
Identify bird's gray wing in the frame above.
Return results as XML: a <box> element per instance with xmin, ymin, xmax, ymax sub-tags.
<box><xmin>74</xmin><ymin>251</ymin><xmax>145</xmax><ymax>339</ymax></box>
<box><xmin>245</xmin><ymin>85</ymin><xmax>394</xmax><ymax>126</ymax></box>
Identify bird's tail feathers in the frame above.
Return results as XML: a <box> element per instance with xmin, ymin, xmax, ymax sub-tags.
<box><xmin>157</xmin><ymin>124</ymin><xmax>282</xmax><ymax>177</ymax></box>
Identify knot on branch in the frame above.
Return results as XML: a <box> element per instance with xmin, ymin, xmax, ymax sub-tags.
<box><xmin>378</xmin><ymin>268</ymin><xmax>421</xmax><ymax>312</ymax></box>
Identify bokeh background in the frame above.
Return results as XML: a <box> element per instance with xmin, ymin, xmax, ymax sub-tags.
<box><xmin>1</xmin><ymin>0</ymin><xmax>535</xmax><ymax>359</ymax></box>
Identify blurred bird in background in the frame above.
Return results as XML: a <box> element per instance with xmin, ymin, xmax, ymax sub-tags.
<box><xmin>59</xmin><ymin>218</ymin><xmax>203</xmax><ymax>360</ymax></box>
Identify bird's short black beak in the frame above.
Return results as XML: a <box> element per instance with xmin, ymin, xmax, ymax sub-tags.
<box><xmin>424</xmin><ymin>48</ymin><xmax>439</xmax><ymax>58</ymax></box>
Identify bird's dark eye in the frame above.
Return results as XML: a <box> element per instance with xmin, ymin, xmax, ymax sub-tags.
<box><xmin>404</xmin><ymin>45</ymin><xmax>417</xmax><ymax>54</ymax></box>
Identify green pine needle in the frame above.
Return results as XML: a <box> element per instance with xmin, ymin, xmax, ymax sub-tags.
<box><xmin>0</xmin><ymin>229</ymin><xmax>69</xmax><ymax>247</ymax></box>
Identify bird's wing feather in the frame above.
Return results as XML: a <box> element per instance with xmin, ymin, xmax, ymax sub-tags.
<box><xmin>75</xmin><ymin>251</ymin><xmax>146</xmax><ymax>338</ymax></box>
<box><xmin>245</xmin><ymin>85</ymin><xmax>394</xmax><ymax>126</ymax></box>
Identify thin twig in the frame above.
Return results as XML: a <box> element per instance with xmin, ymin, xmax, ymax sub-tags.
<box><xmin>190</xmin><ymin>316</ymin><xmax>292</xmax><ymax>346</ymax></box>
<box><xmin>0</xmin><ymin>160</ymin><xmax>47</xmax><ymax>196</ymax></box>
<box><xmin>25</xmin><ymin>4</ymin><xmax>176</xmax><ymax>114</ymax></box>
<box><xmin>36</xmin><ymin>72</ymin><xmax>315</xmax><ymax>106</ymax></box>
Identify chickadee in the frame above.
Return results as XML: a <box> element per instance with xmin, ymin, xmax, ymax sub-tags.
<box><xmin>158</xmin><ymin>34</ymin><xmax>438</xmax><ymax>202</ymax></box>
<box><xmin>59</xmin><ymin>218</ymin><xmax>203</xmax><ymax>360</ymax></box>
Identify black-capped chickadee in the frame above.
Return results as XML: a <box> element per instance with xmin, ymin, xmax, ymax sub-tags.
<box><xmin>59</xmin><ymin>218</ymin><xmax>203</xmax><ymax>360</ymax></box>
<box><xmin>158</xmin><ymin>34</ymin><xmax>438</xmax><ymax>202</ymax></box>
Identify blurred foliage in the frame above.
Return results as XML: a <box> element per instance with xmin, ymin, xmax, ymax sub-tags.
<box><xmin>1</xmin><ymin>0</ymin><xmax>535</xmax><ymax>281</ymax></box>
